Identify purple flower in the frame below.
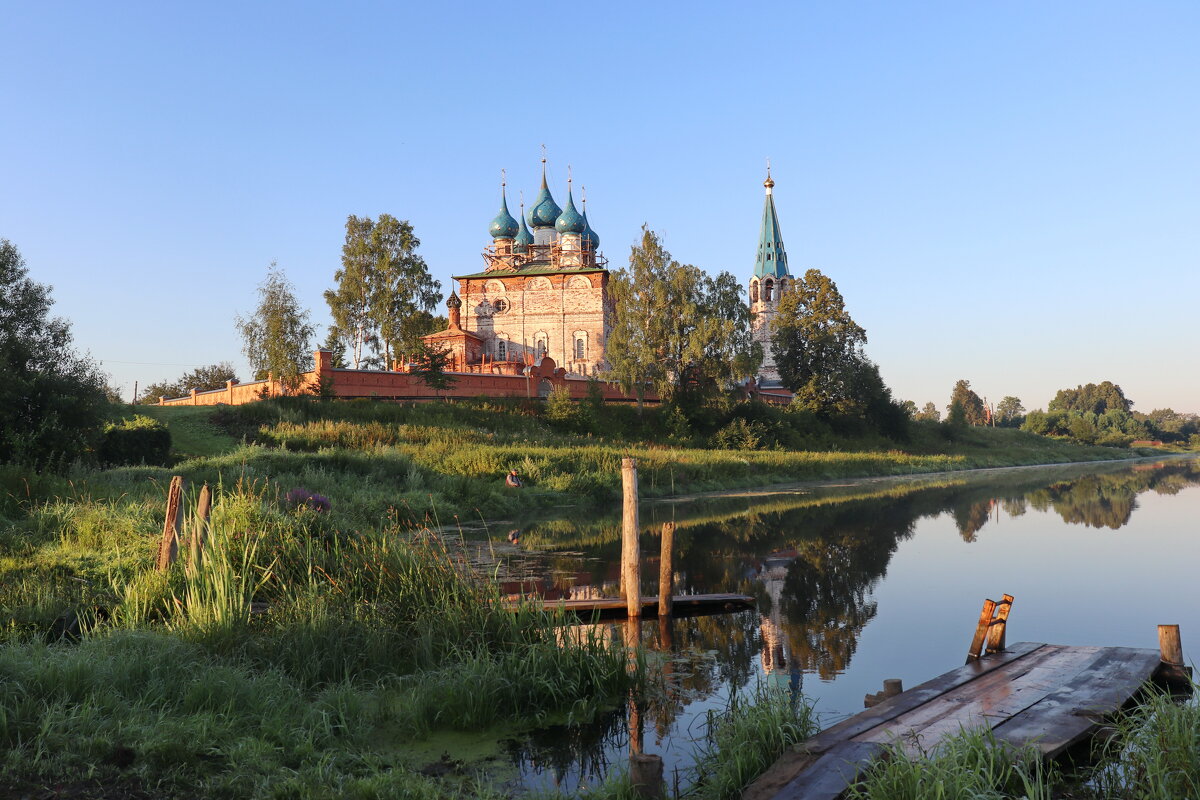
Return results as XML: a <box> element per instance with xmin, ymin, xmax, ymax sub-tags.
<box><xmin>286</xmin><ymin>488</ymin><xmax>332</xmax><ymax>513</ymax></box>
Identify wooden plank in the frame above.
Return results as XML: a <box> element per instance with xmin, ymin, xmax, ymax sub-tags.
<box><xmin>851</xmin><ymin>645</ymin><xmax>1096</xmax><ymax>751</ymax></box>
<box><xmin>967</xmin><ymin>598</ymin><xmax>997</xmax><ymax>662</ymax></box>
<box><xmin>504</xmin><ymin>593</ymin><xmax>754</xmax><ymax>620</ymax></box>
<box><xmin>986</xmin><ymin>594</ymin><xmax>1014</xmax><ymax>655</ymax></box>
<box><xmin>993</xmin><ymin>647</ymin><xmax>1162</xmax><ymax>757</ymax></box>
<box><xmin>155</xmin><ymin>475</ymin><xmax>184</xmax><ymax>571</ymax></box>
<box><xmin>746</xmin><ymin>741</ymin><xmax>885</xmax><ymax>800</ymax></box>
<box><xmin>799</xmin><ymin>642</ymin><xmax>1047</xmax><ymax>755</ymax></box>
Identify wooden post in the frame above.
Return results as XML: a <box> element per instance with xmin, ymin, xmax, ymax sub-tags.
<box><xmin>966</xmin><ymin>598</ymin><xmax>997</xmax><ymax>663</ymax></box>
<box><xmin>658</xmin><ymin>522</ymin><xmax>675</xmax><ymax>618</ymax></box>
<box><xmin>621</xmin><ymin>458</ymin><xmax>641</xmax><ymax>618</ymax></box>
<box><xmin>882</xmin><ymin>678</ymin><xmax>903</xmax><ymax>698</ymax></box>
<box><xmin>629</xmin><ymin>752</ymin><xmax>664</xmax><ymax>799</ymax></box>
<box><xmin>985</xmin><ymin>594</ymin><xmax>1015</xmax><ymax>655</ymax></box>
<box><xmin>1157</xmin><ymin>624</ymin><xmax>1191</xmax><ymax>686</ymax></box>
<box><xmin>156</xmin><ymin>476</ymin><xmax>185</xmax><ymax>571</ymax></box>
<box><xmin>189</xmin><ymin>483</ymin><xmax>212</xmax><ymax>568</ymax></box>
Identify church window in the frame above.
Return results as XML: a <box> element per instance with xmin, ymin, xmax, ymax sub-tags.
<box><xmin>486</xmin><ymin>279</ymin><xmax>506</xmax><ymax>295</ymax></box>
<box><xmin>535</xmin><ymin>333</ymin><xmax>548</xmax><ymax>359</ymax></box>
<box><xmin>750</xmin><ymin>281</ymin><xmax>759</xmax><ymax>303</ymax></box>
<box><xmin>764</xmin><ymin>279</ymin><xmax>774</xmax><ymax>301</ymax></box>
<box><xmin>493</xmin><ymin>298</ymin><xmax>508</xmax><ymax>314</ymax></box>
<box><xmin>527</xmin><ymin>277</ymin><xmax>552</xmax><ymax>291</ymax></box>
<box><xmin>497</xmin><ymin>340</ymin><xmax>507</xmax><ymax>360</ymax></box>
<box><xmin>568</xmin><ymin>275</ymin><xmax>592</xmax><ymax>289</ymax></box>
<box><xmin>574</xmin><ymin>333</ymin><xmax>587</xmax><ymax>361</ymax></box>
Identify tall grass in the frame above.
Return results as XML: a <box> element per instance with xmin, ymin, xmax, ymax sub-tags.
<box><xmin>845</xmin><ymin>726</ymin><xmax>1055</xmax><ymax>800</ymax></box>
<box><xmin>1089</xmin><ymin>686</ymin><xmax>1200</xmax><ymax>799</ymax></box>
<box><xmin>686</xmin><ymin>683</ymin><xmax>819</xmax><ymax>800</ymax></box>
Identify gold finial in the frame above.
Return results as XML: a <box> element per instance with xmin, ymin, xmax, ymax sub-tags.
<box><xmin>764</xmin><ymin>158</ymin><xmax>775</xmax><ymax>192</ymax></box>
<box><xmin>501</xmin><ymin>168</ymin><xmax>506</xmax><ymax>191</ymax></box>
<box><xmin>541</xmin><ymin>143</ymin><xmax>547</xmax><ymax>165</ymax></box>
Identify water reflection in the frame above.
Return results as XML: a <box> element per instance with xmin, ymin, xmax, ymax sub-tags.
<box><xmin>475</xmin><ymin>457</ymin><xmax>1200</xmax><ymax>794</ymax></box>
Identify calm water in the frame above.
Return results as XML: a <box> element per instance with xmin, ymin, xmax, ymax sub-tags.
<box><xmin>465</xmin><ymin>457</ymin><xmax>1200</xmax><ymax>794</ymax></box>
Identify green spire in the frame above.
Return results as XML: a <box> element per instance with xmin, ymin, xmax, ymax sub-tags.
<box><xmin>753</xmin><ymin>167</ymin><xmax>790</xmax><ymax>279</ymax></box>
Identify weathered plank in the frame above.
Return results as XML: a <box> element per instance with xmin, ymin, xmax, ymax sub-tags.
<box><xmin>992</xmin><ymin>647</ymin><xmax>1164</xmax><ymax>756</ymax></box>
<box><xmin>504</xmin><ymin>592</ymin><xmax>754</xmax><ymax>620</ymax></box>
<box><xmin>747</xmin><ymin>643</ymin><xmax>1169</xmax><ymax>800</ymax></box>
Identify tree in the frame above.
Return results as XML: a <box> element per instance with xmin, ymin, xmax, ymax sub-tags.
<box><xmin>0</xmin><ymin>239</ymin><xmax>108</xmax><ymax>467</ymax></box>
<box><xmin>139</xmin><ymin>362</ymin><xmax>239</xmax><ymax>404</ymax></box>
<box><xmin>605</xmin><ymin>227</ymin><xmax>760</xmax><ymax>409</ymax></box>
<box><xmin>235</xmin><ymin>263</ymin><xmax>314</xmax><ymax>393</ymax></box>
<box><xmin>324</xmin><ymin>214</ymin><xmax>441</xmax><ymax>369</ymax></box>
<box><xmin>409</xmin><ymin>342</ymin><xmax>457</xmax><ymax>399</ymax></box>
<box><xmin>996</xmin><ymin>396</ymin><xmax>1025</xmax><ymax>427</ymax></box>
<box><xmin>1049</xmin><ymin>381</ymin><xmax>1132</xmax><ymax>415</ymax></box>
<box><xmin>947</xmin><ymin>380</ymin><xmax>986</xmax><ymax>426</ymax></box>
<box><xmin>916</xmin><ymin>402</ymin><xmax>941</xmax><ymax>422</ymax></box>
<box><xmin>770</xmin><ymin>269</ymin><xmax>868</xmax><ymax>413</ymax></box>
<box><xmin>320</xmin><ymin>326</ymin><xmax>348</xmax><ymax>369</ymax></box>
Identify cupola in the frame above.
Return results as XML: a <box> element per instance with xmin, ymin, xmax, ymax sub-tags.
<box><xmin>527</xmin><ymin>160</ymin><xmax>562</xmax><ymax>229</ymax></box>
<box><xmin>581</xmin><ymin>187</ymin><xmax>600</xmax><ymax>251</ymax></box>
<box><xmin>555</xmin><ymin>185</ymin><xmax>585</xmax><ymax>234</ymax></box>
<box><xmin>488</xmin><ymin>181</ymin><xmax>520</xmax><ymax>240</ymax></box>
<box><xmin>514</xmin><ymin>200</ymin><xmax>534</xmax><ymax>253</ymax></box>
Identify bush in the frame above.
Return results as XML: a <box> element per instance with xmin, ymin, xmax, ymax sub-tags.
<box><xmin>98</xmin><ymin>415</ymin><xmax>172</xmax><ymax>466</ymax></box>
<box><xmin>711</xmin><ymin>417</ymin><xmax>766</xmax><ymax>450</ymax></box>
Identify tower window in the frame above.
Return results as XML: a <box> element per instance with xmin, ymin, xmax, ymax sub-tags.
<box><xmin>750</xmin><ymin>281</ymin><xmax>759</xmax><ymax>303</ymax></box>
<box><xmin>497</xmin><ymin>340</ymin><xmax>507</xmax><ymax>361</ymax></box>
<box><xmin>764</xmin><ymin>279</ymin><xmax>774</xmax><ymax>301</ymax></box>
<box><xmin>574</xmin><ymin>337</ymin><xmax>586</xmax><ymax>361</ymax></box>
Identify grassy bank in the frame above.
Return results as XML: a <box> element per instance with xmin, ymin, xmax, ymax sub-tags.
<box><xmin>135</xmin><ymin>398</ymin><xmax>1144</xmax><ymax>524</ymax></box>
<box><xmin>0</xmin><ymin>475</ymin><xmax>635</xmax><ymax>798</ymax></box>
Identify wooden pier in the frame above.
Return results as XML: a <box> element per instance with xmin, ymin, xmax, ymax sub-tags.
<box><xmin>746</xmin><ymin>631</ymin><xmax>1187</xmax><ymax>800</ymax></box>
<box><xmin>503</xmin><ymin>592</ymin><xmax>755</xmax><ymax>620</ymax></box>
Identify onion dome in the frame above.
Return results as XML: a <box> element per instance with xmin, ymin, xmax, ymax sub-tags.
<box><xmin>488</xmin><ymin>185</ymin><xmax>520</xmax><ymax>240</ymax></box>
<box><xmin>581</xmin><ymin>188</ymin><xmax>599</xmax><ymax>251</ymax></box>
<box><xmin>555</xmin><ymin>185</ymin><xmax>585</xmax><ymax>234</ymax></box>
<box><xmin>514</xmin><ymin>203</ymin><xmax>534</xmax><ymax>252</ymax></box>
<box><xmin>447</xmin><ymin>292</ymin><xmax>462</xmax><ymax>310</ymax></box>
<box><xmin>527</xmin><ymin>161</ymin><xmax>562</xmax><ymax>229</ymax></box>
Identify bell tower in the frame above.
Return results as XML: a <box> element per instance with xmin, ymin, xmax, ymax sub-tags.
<box><xmin>749</xmin><ymin>166</ymin><xmax>792</xmax><ymax>386</ymax></box>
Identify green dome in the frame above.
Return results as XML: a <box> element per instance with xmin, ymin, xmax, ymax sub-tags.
<box><xmin>488</xmin><ymin>191</ymin><xmax>519</xmax><ymax>239</ymax></box>
<box><xmin>581</xmin><ymin>209</ymin><xmax>599</xmax><ymax>251</ymax></box>
<box><xmin>555</xmin><ymin>187</ymin><xmax>585</xmax><ymax>234</ymax></box>
<box><xmin>527</xmin><ymin>166</ymin><xmax>561</xmax><ymax>229</ymax></box>
<box><xmin>514</xmin><ymin>210</ymin><xmax>534</xmax><ymax>252</ymax></box>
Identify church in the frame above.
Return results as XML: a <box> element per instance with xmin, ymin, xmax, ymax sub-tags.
<box><xmin>419</xmin><ymin>160</ymin><xmax>796</xmax><ymax>392</ymax></box>
<box><xmin>421</xmin><ymin>159</ymin><xmax>610</xmax><ymax>378</ymax></box>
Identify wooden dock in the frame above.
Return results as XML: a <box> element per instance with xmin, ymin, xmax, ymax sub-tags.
<box><xmin>503</xmin><ymin>593</ymin><xmax>755</xmax><ymax>620</ymax></box>
<box><xmin>744</xmin><ymin>640</ymin><xmax>1182</xmax><ymax>800</ymax></box>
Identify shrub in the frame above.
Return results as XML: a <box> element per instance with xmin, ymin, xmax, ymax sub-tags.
<box><xmin>98</xmin><ymin>415</ymin><xmax>172</xmax><ymax>466</ymax></box>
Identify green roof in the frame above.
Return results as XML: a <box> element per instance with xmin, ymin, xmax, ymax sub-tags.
<box><xmin>454</xmin><ymin>263</ymin><xmax>607</xmax><ymax>280</ymax></box>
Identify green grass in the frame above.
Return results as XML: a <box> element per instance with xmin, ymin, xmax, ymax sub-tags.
<box><xmin>135</xmin><ymin>404</ymin><xmax>241</xmax><ymax>459</ymax></box>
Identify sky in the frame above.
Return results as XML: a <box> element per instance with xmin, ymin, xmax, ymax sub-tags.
<box><xmin>3</xmin><ymin>1</ymin><xmax>1197</xmax><ymax>413</ymax></box>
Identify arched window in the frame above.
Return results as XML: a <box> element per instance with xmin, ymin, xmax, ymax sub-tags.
<box><xmin>750</xmin><ymin>280</ymin><xmax>759</xmax><ymax>303</ymax></box>
<box><xmin>778</xmin><ymin>278</ymin><xmax>788</xmax><ymax>296</ymax></box>
<box><xmin>535</xmin><ymin>332</ymin><xmax>548</xmax><ymax>359</ymax></box>
<box><xmin>527</xmin><ymin>276</ymin><xmax>552</xmax><ymax>292</ymax></box>
<box><xmin>497</xmin><ymin>340</ymin><xmax>507</xmax><ymax>361</ymax></box>
<box><xmin>573</xmin><ymin>332</ymin><xmax>587</xmax><ymax>361</ymax></box>
<box><xmin>485</xmin><ymin>279</ymin><xmax>506</xmax><ymax>296</ymax></box>
<box><xmin>764</xmin><ymin>279</ymin><xmax>774</xmax><ymax>301</ymax></box>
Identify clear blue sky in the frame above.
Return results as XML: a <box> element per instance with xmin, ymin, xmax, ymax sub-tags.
<box><xmin>4</xmin><ymin>2</ymin><xmax>1197</xmax><ymax>412</ymax></box>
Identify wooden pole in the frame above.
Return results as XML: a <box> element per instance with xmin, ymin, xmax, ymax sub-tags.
<box><xmin>189</xmin><ymin>483</ymin><xmax>212</xmax><ymax>568</ymax></box>
<box><xmin>621</xmin><ymin>458</ymin><xmax>641</xmax><ymax>618</ymax></box>
<box><xmin>1157</xmin><ymin>624</ymin><xmax>1191</xmax><ymax>686</ymax></box>
<box><xmin>658</xmin><ymin>522</ymin><xmax>675</xmax><ymax>618</ymax></box>
<box><xmin>156</xmin><ymin>476</ymin><xmax>184</xmax><ymax>571</ymax></box>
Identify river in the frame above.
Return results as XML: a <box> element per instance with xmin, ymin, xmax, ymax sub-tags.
<box><xmin>462</xmin><ymin>456</ymin><xmax>1200</xmax><ymax>794</ymax></box>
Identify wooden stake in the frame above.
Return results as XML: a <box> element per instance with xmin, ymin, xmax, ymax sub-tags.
<box><xmin>985</xmin><ymin>594</ymin><xmax>1015</xmax><ymax>655</ymax></box>
<box><xmin>1157</xmin><ymin>624</ymin><xmax>1191</xmax><ymax>685</ymax></box>
<box><xmin>189</xmin><ymin>483</ymin><xmax>212</xmax><ymax>568</ymax></box>
<box><xmin>621</xmin><ymin>458</ymin><xmax>641</xmax><ymax>618</ymax></box>
<box><xmin>658</xmin><ymin>522</ymin><xmax>675</xmax><ymax>618</ymax></box>
<box><xmin>156</xmin><ymin>476</ymin><xmax>184</xmax><ymax>571</ymax></box>
<box><xmin>629</xmin><ymin>752</ymin><xmax>664</xmax><ymax>799</ymax></box>
<box><xmin>966</xmin><ymin>598</ymin><xmax>997</xmax><ymax>663</ymax></box>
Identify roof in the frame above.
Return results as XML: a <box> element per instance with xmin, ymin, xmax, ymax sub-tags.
<box><xmin>454</xmin><ymin>264</ymin><xmax>608</xmax><ymax>280</ymax></box>
<box><xmin>753</xmin><ymin>182</ymin><xmax>792</xmax><ymax>280</ymax></box>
